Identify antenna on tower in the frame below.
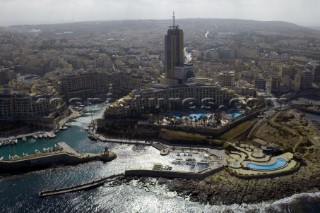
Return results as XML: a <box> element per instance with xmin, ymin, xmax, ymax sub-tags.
<box><xmin>173</xmin><ymin>11</ymin><xmax>175</xmax><ymax>27</ymax></box>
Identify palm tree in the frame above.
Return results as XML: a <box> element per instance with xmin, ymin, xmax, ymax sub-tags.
<box><xmin>189</xmin><ymin>116</ymin><xmax>193</xmax><ymax>126</ymax></box>
<box><xmin>203</xmin><ymin>115</ymin><xmax>208</xmax><ymax>126</ymax></box>
<box><xmin>184</xmin><ymin>117</ymin><xmax>188</xmax><ymax>126</ymax></box>
<box><xmin>195</xmin><ymin>118</ymin><xmax>199</xmax><ymax>126</ymax></box>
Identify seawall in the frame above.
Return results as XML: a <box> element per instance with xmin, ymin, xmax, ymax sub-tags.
<box><xmin>0</xmin><ymin>143</ymin><xmax>116</xmax><ymax>173</ymax></box>
<box><xmin>125</xmin><ymin>166</ymin><xmax>224</xmax><ymax>180</ymax></box>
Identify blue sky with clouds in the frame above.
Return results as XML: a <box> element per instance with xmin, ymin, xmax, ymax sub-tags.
<box><xmin>0</xmin><ymin>0</ymin><xmax>319</xmax><ymax>26</ymax></box>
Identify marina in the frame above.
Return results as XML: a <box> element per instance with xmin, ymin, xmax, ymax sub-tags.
<box><xmin>0</xmin><ymin>142</ymin><xmax>116</xmax><ymax>173</ymax></box>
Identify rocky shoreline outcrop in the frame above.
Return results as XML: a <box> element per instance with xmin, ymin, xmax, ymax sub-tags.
<box><xmin>164</xmin><ymin>165</ymin><xmax>320</xmax><ymax>205</ymax></box>
<box><xmin>115</xmin><ymin>163</ymin><xmax>320</xmax><ymax>205</ymax></box>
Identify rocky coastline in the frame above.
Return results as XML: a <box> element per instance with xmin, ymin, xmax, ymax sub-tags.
<box><xmin>115</xmin><ymin>163</ymin><xmax>320</xmax><ymax>205</ymax></box>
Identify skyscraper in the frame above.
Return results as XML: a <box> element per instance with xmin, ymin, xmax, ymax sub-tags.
<box><xmin>165</xmin><ymin>12</ymin><xmax>184</xmax><ymax>79</ymax></box>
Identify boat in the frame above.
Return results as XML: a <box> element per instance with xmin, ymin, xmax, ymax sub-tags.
<box><xmin>48</xmin><ymin>133</ymin><xmax>56</xmax><ymax>138</ymax></box>
<box><xmin>22</xmin><ymin>137</ymin><xmax>27</xmax><ymax>141</ymax></box>
<box><xmin>38</xmin><ymin>134</ymin><xmax>43</xmax><ymax>138</ymax></box>
<box><xmin>35</xmin><ymin>149</ymin><xmax>40</xmax><ymax>154</ymax></box>
<box><xmin>33</xmin><ymin>135</ymin><xmax>38</xmax><ymax>139</ymax></box>
<box><xmin>0</xmin><ymin>156</ymin><xmax>3</xmax><ymax>161</ymax></box>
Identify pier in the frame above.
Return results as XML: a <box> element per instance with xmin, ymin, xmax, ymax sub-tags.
<box><xmin>95</xmin><ymin>134</ymin><xmax>152</xmax><ymax>146</ymax></box>
<box><xmin>39</xmin><ymin>174</ymin><xmax>123</xmax><ymax>197</ymax></box>
<box><xmin>0</xmin><ymin>142</ymin><xmax>117</xmax><ymax>173</ymax></box>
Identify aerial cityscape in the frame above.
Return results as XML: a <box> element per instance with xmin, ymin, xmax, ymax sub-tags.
<box><xmin>1</xmin><ymin>1</ymin><xmax>320</xmax><ymax>212</ymax></box>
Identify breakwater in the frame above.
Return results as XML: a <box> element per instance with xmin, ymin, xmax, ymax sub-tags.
<box><xmin>0</xmin><ymin>142</ymin><xmax>116</xmax><ymax>173</ymax></box>
<box><xmin>39</xmin><ymin>174</ymin><xmax>123</xmax><ymax>197</ymax></box>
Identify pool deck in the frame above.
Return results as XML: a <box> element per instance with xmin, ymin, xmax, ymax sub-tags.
<box><xmin>227</xmin><ymin>142</ymin><xmax>299</xmax><ymax>177</ymax></box>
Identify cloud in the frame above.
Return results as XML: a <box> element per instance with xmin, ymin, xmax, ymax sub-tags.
<box><xmin>0</xmin><ymin>0</ymin><xmax>319</xmax><ymax>26</ymax></box>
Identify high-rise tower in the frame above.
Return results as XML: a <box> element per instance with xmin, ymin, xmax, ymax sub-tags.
<box><xmin>165</xmin><ymin>12</ymin><xmax>184</xmax><ymax>79</ymax></box>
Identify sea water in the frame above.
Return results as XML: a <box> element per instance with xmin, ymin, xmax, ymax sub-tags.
<box><xmin>0</xmin><ymin>105</ymin><xmax>320</xmax><ymax>212</ymax></box>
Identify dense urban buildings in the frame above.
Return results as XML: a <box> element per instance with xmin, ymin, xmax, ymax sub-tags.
<box><xmin>1</xmin><ymin>16</ymin><xmax>320</xmax><ymax>211</ymax></box>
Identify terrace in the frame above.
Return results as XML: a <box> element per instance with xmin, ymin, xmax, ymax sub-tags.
<box><xmin>226</xmin><ymin>143</ymin><xmax>299</xmax><ymax>178</ymax></box>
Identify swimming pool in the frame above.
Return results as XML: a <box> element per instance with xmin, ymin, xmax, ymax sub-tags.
<box><xmin>245</xmin><ymin>158</ymin><xmax>287</xmax><ymax>171</ymax></box>
<box><xmin>228</xmin><ymin>112</ymin><xmax>242</xmax><ymax>118</ymax></box>
<box><xmin>173</xmin><ymin>112</ymin><xmax>209</xmax><ymax>121</ymax></box>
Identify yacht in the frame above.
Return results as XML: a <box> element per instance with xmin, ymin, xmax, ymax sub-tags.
<box><xmin>48</xmin><ymin>132</ymin><xmax>56</xmax><ymax>138</ymax></box>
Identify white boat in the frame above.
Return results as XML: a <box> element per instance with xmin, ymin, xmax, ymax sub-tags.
<box><xmin>33</xmin><ymin>135</ymin><xmax>38</xmax><ymax>139</ymax></box>
<box><xmin>38</xmin><ymin>134</ymin><xmax>43</xmax><ymax>138</ymax></box>
<box><xmin>43</xmin><ymin>133</ymin><xmax>48</xmax><ymax>138</ymax></box>
<box><xmin>48</xmin><ymin>133</ymin><xmax>56</xmax><ymax>138</ymax></box>
<box><xmin>0</xmin><ymin>156</ymin><xmax>3</xmax><ymax>161</ymax></box>
<box><xmin>22</xmin><ymin>137</ymin><xmax>27</xmax><ymax>141</ymax></box>
<box><xmin>35</xmin><ymin>149</ymin><xmax>40</xmax><ymax>153</ymax></box>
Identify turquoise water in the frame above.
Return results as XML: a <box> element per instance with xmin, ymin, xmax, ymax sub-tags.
<box><xmin>246</xmin><ymin>158</ymin><xmax>287</xmax><ymax>171</ymax></box>
<box><xmin>0</xmin><ymin>126</ymin><xmax>101</xmax><ymax>160</ymax></box>
<box><xmin>173</xmin><ymin>111</ymin><xmax>242</xmax><ymax>121</ymax></box>
<box><xmin>172</xmin><ymin>112</ymin><xmax>209</xmax><ymax>121</ymax></box>
<box><xmin>187</xmin><ymin>113</ymin><xmax>208</xmax><ymax>121</ymax></box>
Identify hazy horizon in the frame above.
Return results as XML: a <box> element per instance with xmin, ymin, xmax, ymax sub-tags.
<box><xmin>1</xmin><ymin>0</ymin><xmax>319</xmax><ymax>27</ymax></box>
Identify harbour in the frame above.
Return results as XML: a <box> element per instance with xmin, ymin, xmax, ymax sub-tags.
<box><xmin>0</xmin><ymin>104</ymin><xmax>319</xmax><ymax>212</ymax></box>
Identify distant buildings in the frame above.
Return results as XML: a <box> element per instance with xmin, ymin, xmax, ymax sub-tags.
<box><xmin>218</xmin><ymin>71</ymin><xmax>235</xmax><ymax>87</ymax></box>
<box><xmin>315</xmin><ymin>64</ymin><xmax>320</xmax><ymax>82</ymax></box>
<box><xmin>254</xmin><ymin>75</ymin><xmax>266</xmax><ymax>90</ymax></box>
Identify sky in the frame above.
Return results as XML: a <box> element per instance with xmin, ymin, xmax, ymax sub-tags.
<box><xmin>0</xmin><ymin>0</ymin><xmax>319</xmax><ymax>27</ymax></box>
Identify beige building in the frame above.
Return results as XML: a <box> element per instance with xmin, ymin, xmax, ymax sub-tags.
<box><xmin>0</xmin><ymin>93</ymin><xmax>67</xmax><ymax>128</ymax></box>
<box><xmin>218</xmin><ymin>71</ymin><xmax>235</xmax><ymax>87</ymax></box>
<box><xmin>106</xmin><ymin>86</ymin><xmax>236</xmax><ymax>117</ymax></box>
